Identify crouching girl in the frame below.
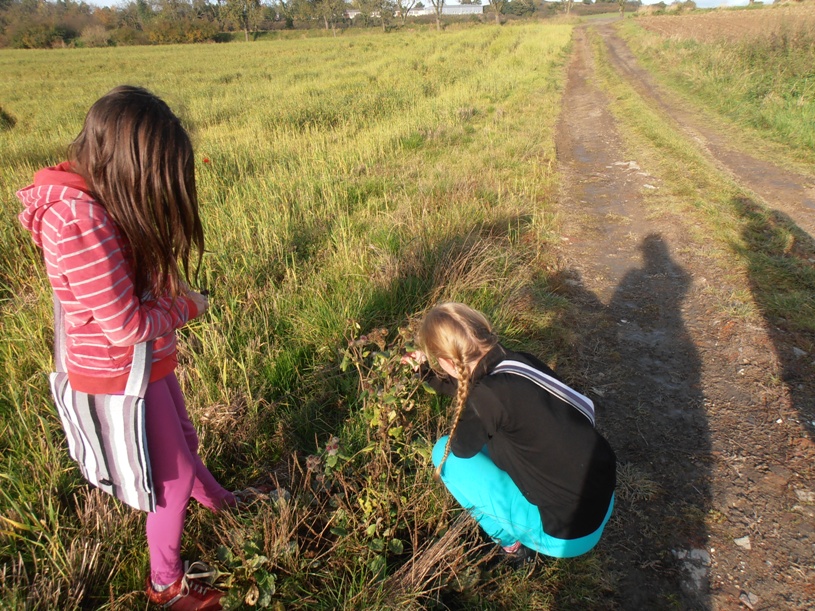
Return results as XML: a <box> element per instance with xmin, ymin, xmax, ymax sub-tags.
<box><xmin>414</xmin><ymin>303</ymin><xmax>616</xmax><ymax>560</ymax></box>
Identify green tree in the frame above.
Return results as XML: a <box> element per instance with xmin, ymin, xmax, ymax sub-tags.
<box><xmin>373</xmin><ymin>0</ymin><xmax>394</xmax><ymax>30</ymax></box>
<box><xmin>312</xmin><ymin>0</ymin><xmax>346</xmax><ymax>35</ymax></box>
<box><xmin>487</xmin><ymin>0</ymin><xmax>505</xmax><ymax>23</ymax></box>
<box><xmin>273</xmin><ymin>0</ymin><xmax>296</xmax><ymax>27</ymax></box>
<box><xmin>224</xmin><ymin>0</ymin><xmax>262</xmax><ymax>41</ymax></box>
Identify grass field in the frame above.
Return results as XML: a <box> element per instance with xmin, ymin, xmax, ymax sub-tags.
<box><xmin>0</xmin><ymin>23</ymin><xmax>593</xmax><ymax>609</ymax></box>
<box><xmin>624</xmin><ymin>5</ymin><xmax>815</xmax><ymax>168</ymax></box>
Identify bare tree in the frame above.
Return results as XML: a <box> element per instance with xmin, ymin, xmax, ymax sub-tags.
<box><xmin>488</xmin><ymin>0</ymin><xmax>505</xmax><ymax>24</ymax></box>
<box><xmin>395</xmin><ymin>0</ymin><xmax>417</xmax><ymax>24</ymax></box>
<box><xmin>428</xmin><ymin>0</ymin><xmax>443</xmax><ymax>30</ymax></box>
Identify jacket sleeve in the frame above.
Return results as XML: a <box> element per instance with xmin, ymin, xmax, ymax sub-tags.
<box><xmin>56</xmin><ymin>213</ymin><xmax>195</xmax><ymax>346</ymax></box>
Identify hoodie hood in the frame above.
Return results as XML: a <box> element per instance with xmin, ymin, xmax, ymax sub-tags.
<box><xmin>17</xmin><ymin>162</ymin><xmax>91</xmax><ymax>247</ymax></box>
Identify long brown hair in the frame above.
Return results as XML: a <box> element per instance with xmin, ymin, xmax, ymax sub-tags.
<box><xmin>69</xmin><ymin>85</ymin><xmax>204</xmax><ymax>301</ymax></box>
<box><xmin>417</xmin><ymin>303</ymin><xmax>499</xmax><ymax>478</ymax></box>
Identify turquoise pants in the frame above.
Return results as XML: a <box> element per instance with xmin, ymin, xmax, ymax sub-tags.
<box><xmin>432</xmin><ymin>436</ymin><xmax>614</xmax><ymax>558</ymax></box>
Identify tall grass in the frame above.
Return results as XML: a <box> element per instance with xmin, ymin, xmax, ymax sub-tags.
<box><xmin>623</xmin><ymin>7</ymin><xmax>815</xmax><ymax>167</ymax></box>
<box><xmin>0</xmin><ymin>24</ymin><xmax>597</xmax><ymax>608</ymax></box>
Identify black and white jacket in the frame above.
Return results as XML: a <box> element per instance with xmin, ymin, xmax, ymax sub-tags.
<box><xmin>426</xmin><ymin>344</ymin><xmax>616</xmax><ymax>540</ymax></box>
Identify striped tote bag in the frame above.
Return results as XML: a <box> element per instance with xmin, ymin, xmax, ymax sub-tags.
<box><xmin>49</xmin><ymin>296</ymin><xmax>156</xmax><ymax>512</ymax></box>
<box><xmin>491</xmin><ymin>360</ymin><xmax>596</xmax><ymax>427</ymax></box>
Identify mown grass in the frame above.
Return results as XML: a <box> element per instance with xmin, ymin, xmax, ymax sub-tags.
<box><xmin>589</xmin><ymin>27</ymin><xmax>815</xmax><ymax>335</ymax></box>
<box><xmin>621</xmin><ymin>8</ymin><xmax>815</xmax><ymax>169</ymax></box>
<box><xmin>0</xmin><ymin>23</ymin><xmax>611</xmax><ymax>609</ymax></box>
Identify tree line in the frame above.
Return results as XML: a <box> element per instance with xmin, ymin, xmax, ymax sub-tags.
<box><xmin>0</xmin><ymin>0</ymin><xmax>636</xmax><ymax>49</ymax></box>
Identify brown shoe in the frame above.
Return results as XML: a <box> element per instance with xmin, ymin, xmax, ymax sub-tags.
<box><xmin>145</xmin><ymin>561</ymin><xmax>223</xmax><ymax>610</ymax></box>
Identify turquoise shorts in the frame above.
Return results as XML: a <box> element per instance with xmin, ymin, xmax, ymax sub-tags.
<box><xmin>432</xmin><ymin>436</ymin><xmax>614</xmax><ymax>558</ymax></box>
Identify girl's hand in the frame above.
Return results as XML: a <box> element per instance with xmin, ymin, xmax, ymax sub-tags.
<box><xmin>187</xmin><ymin>290</ymin><xmax>209</xmax><ymax>318</ymax></box>
<box><xmin>401</xmin><ymin>350</ymin><xmax>427</xmax><ymax>371</ymax></box>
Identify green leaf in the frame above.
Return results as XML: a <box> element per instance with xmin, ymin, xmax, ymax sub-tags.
<box><xmin>368</xmin><ymin>554</ymin><xmax>387</xmax><ymax>579</ymax></box>
<box><xmin>366</xmin><ymin>523</ymin><xmax>377</xmax><ymax>536</ymax></box>
<box><xmin>369</xmin><ymin>538</ymin><xmax>385</xmax><ymax>552</ymax></box>
<box><xmin>421</xmin><ymin>381</ymin><xmax>437</xmax><ymax>394</ymax></box>
<box><xmin>388</xmin><ymin>426</ymin><xmax>403</xmax><ymax>439</ymax></box>
<box><xmin>326</xmin><ymin>454</ymin><xmax>338</xmax><ymax>468</ymax></box>
<box><xmin>256</xmin><ymin>571</ymin><xmax>276</xmax><ymax>607</ymax></box>
<box><xmin>330</xmin><ymin>526</ymin><xmax>348</xmax><ymax>537</ymax></box>
<box><xmin>415</xmin><ymin>445</ymin><xmax>431</xmax><ymax>461</ymax></box>
<box><xmin>220</xmin><ymin>588</ymin><xmax>244</xmax><ymax>611</ymax></box>
<box><xmin>243</xmin><ymin>540</ymin><xmax>262</xmax><ymax>557</ymax></box>
<box><xmin>388</xmin><ymin>538</ymin><xmax>404</xmax><ymax>555</ymax></box>
<box><xmin>247</xmin><ymin>554</ymin><xmax>269</xmax><ymax>569</ymax></box>
<box><xmin>217</xmin><ymin>544</ymin><xmax>236</xmax><ymax>567</ymax></box>
<box><xmin>340</xmin><ymin>353</ymin><xmax>351</xmax><ymax>372</ymax></box>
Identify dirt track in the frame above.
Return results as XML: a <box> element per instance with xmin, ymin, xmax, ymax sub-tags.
<box><xmin>554</xmin><ymin>23</ymin><xmax>815</xmax><ymax>610</ymax></box>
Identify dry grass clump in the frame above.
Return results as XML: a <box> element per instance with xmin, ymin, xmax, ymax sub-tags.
<box><xmin>382</xmin><ymin>515</ymin><xmax>494</xmax><ymax>605</ymax></box>
<box><xmin>0</xmin><ymin>489</ymin><xmax>127</xmax><ymax>609</ymax></box>
<box><xmin>616</xmin><ymin>462</ymin><xmax>660</xmax><ymax>505</ymax></box>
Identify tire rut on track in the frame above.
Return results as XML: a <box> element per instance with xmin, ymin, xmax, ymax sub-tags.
<box><xmin>552</xmin><ymin>23</ymin><xmax>815</xmax><ymax>611</ymax></box>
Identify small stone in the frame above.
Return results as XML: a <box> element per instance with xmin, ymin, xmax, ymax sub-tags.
<box><xmin>643</xmin><ymin>184</ymin><xmax>657</xmax><ymax>190</ymax></box>
<box><xmin>739</xmin><ymin>591</ymin><xmax>758</xmax><ymax>610</ymax></box>
<box><xmin>793</xmin><ymin>347</ymin><xmax>808</xmax><ymax>358</ymax></box>
<box><xmin>689</xmin><ymin>549</ymin><xmax>711</xmax><ymax>565</ymax></box>
<box><xmin>795</xmin><ymin>489</ymin><xmax>815</xmax><ymax>503</ymax></box>
<box><xmin>734</xmin><ymin>536</ymin><xmax>751</xmax><ymax>550</ymax></box>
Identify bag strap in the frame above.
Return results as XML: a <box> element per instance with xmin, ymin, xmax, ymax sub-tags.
<box><xmin>53</xmin><ymin>294</ymin><xmax>153</xmax><ymax>398</ymax></box>
<box><xmin>490</xmin><ymin>360</ymin><xmax>596</xmax><ymax>427</ymax></box>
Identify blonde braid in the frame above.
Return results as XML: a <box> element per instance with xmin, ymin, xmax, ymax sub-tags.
<box><xmin>434</xmin><ymin>360</ymin><xmax>474</xmax><ymax>480</ymax></box>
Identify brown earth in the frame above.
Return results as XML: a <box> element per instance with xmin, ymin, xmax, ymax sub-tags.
<box><xmin>552</xmin><ymin>22</ymin><xmax>815</xmax><ymax>610</ymax></box>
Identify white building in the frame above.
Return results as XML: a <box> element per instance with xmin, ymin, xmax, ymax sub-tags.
<box><xmin>404</xmin><ymin>4</ymin><xmax>485</xmax><ymax>16</ymax></box>
<box><xmin>347</xmin><ymin>2</ymin><xmax>484</xmax><ymax>19</ymax></box>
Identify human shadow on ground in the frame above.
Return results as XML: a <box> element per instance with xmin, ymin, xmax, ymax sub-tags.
<box><xmin>736</xmin><ymin>196</ymin><xmax>815</xmax><ymax>440</ymax></box>
<box><xmin>550</xmin><ymin>233</ymin><xmax>711</xmax><ymax>610</ymax></box>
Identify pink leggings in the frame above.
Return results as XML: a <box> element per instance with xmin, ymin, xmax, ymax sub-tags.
<box><xmin>144</xmin><ymin>373</ymin><xmax>235</xmax><ymax>586</ymax></box>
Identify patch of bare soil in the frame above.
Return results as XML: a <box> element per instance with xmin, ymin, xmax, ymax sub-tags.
<box><xmin>553</xmin><ymin>25</ymin><xmax>815</xmax><ymax>610</ymax></box>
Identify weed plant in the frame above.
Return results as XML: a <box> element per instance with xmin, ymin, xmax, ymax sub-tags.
<box><xmin>0</xmin><ymin>23</ymin><xmax>604</xmax><ymax>609</ymax></box>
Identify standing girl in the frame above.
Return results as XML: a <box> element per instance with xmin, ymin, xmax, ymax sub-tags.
<box><xmin>414</xmin><ymin>303</ymin><xmax>616</xmax><ymax>560</ymax></box>
<box><xmin>18</xmin><ymin>86</ymin><xmax>235</xmax><ymax>610</ymax></box>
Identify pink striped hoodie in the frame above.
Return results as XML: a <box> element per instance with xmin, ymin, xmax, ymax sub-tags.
<box><xmin>18</xmin><ymin>162</ymin><xmax>199</xmax><ymax>394</ymax></box>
